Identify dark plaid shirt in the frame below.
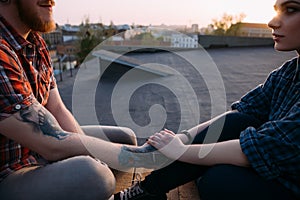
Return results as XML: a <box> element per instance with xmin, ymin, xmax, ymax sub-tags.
<box><xmin>232</xmin><ymin>57</ymin><xmax>300</xmax><ymax>198</ymax></box>
<box><xmin>0</xmin><ymin>16</ymin><xmax>56</xmax><ymax>181</ymax></box>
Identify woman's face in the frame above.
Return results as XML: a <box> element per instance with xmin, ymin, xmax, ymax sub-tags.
<box><xmin>268</xmin><ymin>0</ymin><xmax>300</xmax><ymax>53</ymax></box>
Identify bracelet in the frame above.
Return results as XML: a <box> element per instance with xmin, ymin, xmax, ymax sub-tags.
<box><xmin>179</xmin><ymin>130</ymin><xmax>193</xmax><ymax>144</ymax></box>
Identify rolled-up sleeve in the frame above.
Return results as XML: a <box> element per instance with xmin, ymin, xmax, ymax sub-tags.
<box><xmin>0</xmin><ymin>45</ymin><xmax>34</xmax><ymax>120</ymax></box>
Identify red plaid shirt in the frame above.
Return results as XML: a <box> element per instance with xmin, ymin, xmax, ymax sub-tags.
<box><xmin>0</xmin><ymin>16</ymin><xmax>56</xmax><ymax>181</ymax></box>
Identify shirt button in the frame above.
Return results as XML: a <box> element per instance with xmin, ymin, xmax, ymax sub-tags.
<box><xmin>15</xmin><ymin>104</ymin><xmax>22</xmax><ymax>110</ymax></box>
<box><xmin>27</xmin><ymin>44</ymin><xmax>33</xmax><ymax>48</ymax></box>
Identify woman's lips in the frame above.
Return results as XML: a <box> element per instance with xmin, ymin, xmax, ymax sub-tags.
<box><xmin>272</xmin><ymin>33</ymin><xmax>284</xmax><ymax>42</ymax></box>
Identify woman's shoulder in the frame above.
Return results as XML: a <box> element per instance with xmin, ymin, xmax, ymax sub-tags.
<box><xmin>270</xmin><ymin>56</ymin><xmax>298</xmax><ymax>78</ymax></box>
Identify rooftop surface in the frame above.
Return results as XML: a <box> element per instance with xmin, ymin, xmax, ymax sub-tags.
<box><xmin>57</xmin><ymin>46</ymin><xmax>296</xmax><ymax>199</ymax></box>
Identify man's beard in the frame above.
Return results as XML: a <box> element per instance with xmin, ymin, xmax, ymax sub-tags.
<box><xmin>16</xmin><ymin>0</ymin><xmax>56</xmax><ymax>33</ymax></box>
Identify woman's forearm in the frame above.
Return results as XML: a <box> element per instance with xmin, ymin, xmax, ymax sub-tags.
<box><xmin>178</xmin><ymin>139</ymin><xmax>250</xmax><ymax>167</ymax></box>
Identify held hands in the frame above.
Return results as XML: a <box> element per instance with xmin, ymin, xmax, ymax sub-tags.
<box><xmin>147</xmin><ymin>129</ymin><xmax>188</xmax><ymax>160</ymax></box>
<box><xmin>118</xmin><ymin>129</ymin><xmax>189</xmax><ymax>168</ymax></box>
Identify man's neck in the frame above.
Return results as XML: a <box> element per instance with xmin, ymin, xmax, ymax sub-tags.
<box><xmin>0</xmin><ymin>7</ymin><xmax>31</xmax><ymax>39</ymax></box>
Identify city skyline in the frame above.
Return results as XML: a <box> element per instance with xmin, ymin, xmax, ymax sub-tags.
<box><xmin>53</xmin><ymin>0</ymin><xmax>276</xmax><ymax>27</ymax></box>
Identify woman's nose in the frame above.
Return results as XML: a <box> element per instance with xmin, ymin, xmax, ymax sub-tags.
<box><xmin>268</xmin><ymin>15</ymin><xmax>281</xmax><ymax>29</ymax></box>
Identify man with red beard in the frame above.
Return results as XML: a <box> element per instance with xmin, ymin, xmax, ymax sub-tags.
<box><xmin>0</xmin><ymin>1</ymin><xmax>138</xmax><ymax>199</ymax></box>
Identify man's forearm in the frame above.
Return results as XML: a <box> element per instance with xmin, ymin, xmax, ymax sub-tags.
<box><xmin>0</xmin><ymin>101</ymin><xmax>163</xmax><ymax>170</ymax></box>
<box><xmin>51</xmin><ymin>106</ymin><xmax>85</xmax><ymax>135</ymax></box>
<box><xmin>0</xmin><ymin>102</ymin><xmax>105</xmax><ymax>160</ymax></box>
<box><xmin>45</xmin><ymin>88</ymin><xmax>85</xmax><ymax>135</ymax></box>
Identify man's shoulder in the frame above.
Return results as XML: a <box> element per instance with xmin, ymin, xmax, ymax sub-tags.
<box><xmin>0</xmin><ymin>35</ymin><xmax>15</xmax><ymax>53</ymax></box>
<box><xmin>0</xmin><ymin>37</ymin><xmax>20</xmax><ymax>66</ymax></box>
<box><xmin>0</xmin><ymin>36</ymin><xmax>12</xmax><ymax>49</ymax></box>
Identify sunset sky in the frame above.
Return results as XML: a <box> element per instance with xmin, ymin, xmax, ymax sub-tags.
<box><xmin>54</xmin><ymin>0</ymin><xmax>276</xmax><ymax>27</ymax></box>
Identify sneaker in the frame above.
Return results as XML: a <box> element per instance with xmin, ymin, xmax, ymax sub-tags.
<box><xmin>113</xmin><ymin>174</ymin><xmax>167</xmax><ymax>200</ymax></box>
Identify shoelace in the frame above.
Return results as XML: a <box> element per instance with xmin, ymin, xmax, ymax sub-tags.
<box><xmin>120</xmin><ymin>173</ymin><xmax>143</xmax><ymax>200</ymax></box>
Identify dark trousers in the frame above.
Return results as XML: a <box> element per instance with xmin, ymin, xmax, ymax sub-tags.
<box><xmin>142</xmin><ymin>112</ymin><xmax>296</xmax><ymax>200</ymax></box>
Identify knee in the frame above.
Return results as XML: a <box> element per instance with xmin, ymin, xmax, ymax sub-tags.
<box><xmin>82</xmin><ymin>125</ymin><xmax>137</xmax><ymax>146</ymax></box>
<box><xmin>71</xmin><ymin>156</ymin><xmax>116</xmax><ymax>199</ymax></box>
<box><xmin>112</xmin><ymin>127</ymin><xmax>137</xmax><ymax>145</ymax></box>
<box><xmin>122</xmin><ymin>127</ymin><xmax>137</xmax><ymax>145</ymax></box>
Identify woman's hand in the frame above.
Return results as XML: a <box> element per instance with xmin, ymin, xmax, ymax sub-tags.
<box><xmin>147</xmin><ymin>129</ymin><xmax>188</xmax><ymax>160</ymax></box>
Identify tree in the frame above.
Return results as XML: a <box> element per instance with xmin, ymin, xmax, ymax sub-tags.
<box><xmin>76</xmin><ymin>17</ymin><xmax>105</xmax><ymax>63</ymax></box>
<box><xmin>208</xmin><ymin>13</ymin><xmax>246</xmax><ymax>36</ymax></box>
<box><xmin>226</xmin><ymin>22</ymin><xmax>243</xmax><ymax>36</ymax></box>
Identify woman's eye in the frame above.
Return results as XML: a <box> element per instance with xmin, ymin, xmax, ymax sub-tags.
<box><xmin>286</xmin><ymin>7</ymin><xmax>296</xmax><ymax>13</ymax></box>
<box><xmin>284</xmin><ymin>7</ymin><xmax>300</xmax><ymax>14</ymax></box>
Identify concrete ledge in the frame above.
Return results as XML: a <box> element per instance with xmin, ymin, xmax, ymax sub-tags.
<box><xmin>198</xmin><ymin>35</ymin><xmax>274</xmax><ymax>48</ymax></box>
<box><xmin>92</xmin><ymin>49</ymin><xmax>173</xmax><ymax>76</ymax></box>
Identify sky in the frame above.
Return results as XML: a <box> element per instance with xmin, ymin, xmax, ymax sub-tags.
<box><xmin>53</xmin><ymin>0</ymin><xmax>276</xmax><ymax>27</ymax></box>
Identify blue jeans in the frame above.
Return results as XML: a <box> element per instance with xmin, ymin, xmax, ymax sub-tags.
<box><xmin>142</xmin><ymin>111</ymin><xmax>296</xmax><ymax>200</ymax></box>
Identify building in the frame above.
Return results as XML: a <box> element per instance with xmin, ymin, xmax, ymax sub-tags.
<box><xmin>191</xmin><ymin>24</ymin><xmax>199</xmax><ymax>33</ymax></box>
<box><xmin>171</xmin><ymin>33</ymin><xmax>199</xmax><ymax>48</ymax></box>
<box><xmin>234</xmin><ymin>22</ymin><xmax>272</xmax><ymax>38</ymax></box>
<box><xmin>41</xmin><ymin>24</ymin><xmax>63</xmax><ymax>47</ymax></box>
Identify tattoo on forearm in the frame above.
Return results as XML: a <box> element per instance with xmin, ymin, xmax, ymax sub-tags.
<box><xmin>17</xmin><ymin>102</ymin><xmax>69</xmax><ymax>140</ymax></box>
<box><xmin>118</xmin><ymin>145</ymin><xmax>171</xmax><ymax>169</ymax></box>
